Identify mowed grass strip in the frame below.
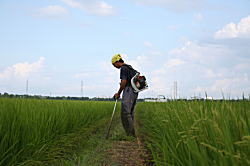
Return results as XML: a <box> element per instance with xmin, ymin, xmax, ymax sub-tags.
<box><xmin>136</xmin><ymin>101</ymin><xmax>250</xmax><ymax>166</ymax></box>
<box><xmin>0</xmin><ymin>98</ymin><xmax>115</xmax><ymax>166</ymax></box>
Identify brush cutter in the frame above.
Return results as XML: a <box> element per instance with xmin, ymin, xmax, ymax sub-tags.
<box><xmin>106</xmin><ymin>99</ymin><xmax>118</xmax><ymax>139</ymax></box>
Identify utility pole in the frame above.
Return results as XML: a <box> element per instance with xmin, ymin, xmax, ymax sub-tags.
<box><xmin>173</xmin><ymin>81</ymin><xmax>175</xmax><ymax>100</ymax></box>
<box><xmin>176</xmin><ymin>81</ymin><xmax>178</xmax><ymax>99</ymax></box>
<box><xmin>173</xmin><ymin>82</ymin><xmax>175</xmax><ymax>100</ymax></box>
<box><xmin>173</xmin><ymin>81</ymin><xmax>177</xmax><ymax>100</ymax></box>
<box><xmin>81</xmin><ymin>80</ymin><xmax>83</xmax><ymax>98</ymax></box>
<box><xmin>26</xmin><ymin>79</ymin><xmax>29</xmax><ymax>95</ymax></box>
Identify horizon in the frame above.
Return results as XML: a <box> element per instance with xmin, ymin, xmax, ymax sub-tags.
<box><xmin>1</xmin><ymin>91</ymin><xmax>249</xmax><ymax>100</ymax></box>
<box><xmin>1</xmin><ymin>0</ymin><xmax>250</xmax><ymax>99</ymax></box>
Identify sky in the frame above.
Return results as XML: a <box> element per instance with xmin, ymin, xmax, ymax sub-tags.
<box><xmin>0</xmin><ymin>0</ymin><xmax>250</xmax><ymax>99</ymax></box>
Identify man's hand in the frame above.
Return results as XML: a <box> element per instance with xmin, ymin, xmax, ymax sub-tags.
<box><xmin>113</xmin><ymin>93</ymin><xmax>120</xmax><ymax>100</ymax></box>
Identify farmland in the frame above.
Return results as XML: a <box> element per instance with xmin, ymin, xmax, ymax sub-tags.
<box><xmin>136</xmin><ymin>101</ymin><xmax>250</xmax><ymax>166</ymax></box>
<box><xmin>0</xmin><ymin>98</ymin><xmax>249</xmax><ymax>165</ymax></box>
<box><xmin>0</xmin><ymin>98</ymin><xmax>116</xmax><ymax>165</ymax></box>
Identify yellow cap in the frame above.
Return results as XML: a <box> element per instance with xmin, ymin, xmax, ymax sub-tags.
<box><xmin>111</xmin><ymin>54</ymin><xmax>122</xmax><ymax>64</ymax></box>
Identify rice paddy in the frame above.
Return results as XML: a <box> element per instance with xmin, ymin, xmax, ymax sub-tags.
<box><xmin>0</xmin><ymin>98</ymin><xmax>115</xmax><ymax>166</ymax></box>
<box><xmin>136</xmin><ymin>100</ymin><xmax>250</xmax><ymax>166</ymax></box>
<box><xmin>0</xmin><ymin>98</ymin><xmax>249</xmax><ymax>165</ymax></box>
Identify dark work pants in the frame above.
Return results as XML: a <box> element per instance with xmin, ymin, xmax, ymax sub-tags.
<box><xmin>121</xmin><ymin>86</ymin><xmax>138</xmax><ymax>136</ymax></box>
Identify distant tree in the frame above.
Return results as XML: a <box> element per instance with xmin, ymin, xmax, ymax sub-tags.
<box><xmin>3</xmin><ymin>92</ymin><xmax>9</xmax><ymax>96</ymax></box>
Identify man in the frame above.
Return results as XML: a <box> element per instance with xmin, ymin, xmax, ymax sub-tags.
<box><xmin>112</xmin><ymin>54</ymin><xmax>138</xmax><ymax>137</ymax></box>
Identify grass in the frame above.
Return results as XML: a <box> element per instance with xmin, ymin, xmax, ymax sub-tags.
<box><xmin>62</xmin><ymin>114</ymin><xmax>132</xmax><ymax>166</ymax></box>
<box><xmin>0</xmin><ymin>98</ymin><xmax>116</xmax><ymax>166</ymax></box>
<box><xmin>136</xmin><ymin>100</ymin><xmax>250</xmax><ymax>166</ymax></box>
<box><xmin>1</xmin><ymin>97</ymin><xmax>249</xmax><ymax>166</ymax></box>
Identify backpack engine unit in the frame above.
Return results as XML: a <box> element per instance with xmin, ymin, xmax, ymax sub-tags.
<box><xmin>123</xmin><ymin>64</ymin><xmax>148</xmax><ymax>93</ymax></box>
<box><xmin>131</xmin><ymin>72</ymin><xmax>148</xmax><ymax>93</ymax></box>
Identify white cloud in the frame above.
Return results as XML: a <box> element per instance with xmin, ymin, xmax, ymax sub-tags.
<box><xmin>150</xmin><ymin>76</ymin><xmax>168</xmax><ymax>94</ymax></box>
<box><xmin>169</xmin><ymin>41</ymin><xmax>233</xmax><ymax>65</ymax></box>
<box><xmin>0</xmin><ymin>57</ymin><xmax>45</xmax><ymax>79</ymax></box>
<box><xmin>122</xmin><ymin>54</ymin><xmax>150</xmax><ymax>72</ymax></box>
<box><xmin>147</xmin><ymin>37</ymin><xmax>250</xmax><ymax>98</ymax></box>
<box><xmin>148</xmin><ymin>50</ymin><xmax>164</xmax><ymax>56</ymax></box>
<box><xmin>33</xmin><ymin>5</ymin><xmax>69</xmax><ymax>18</ymax></box>
<box><xmin>194</xmin><ymin>13</ymin><xmax>203</xmax><ymax>21</ymax></box>
<box><xmin>214</xmin><ymin>15</ymin><xmax>250</xmax><ymax>39</ymax></box>
<box><xmin>73</xmin><ymin>72</ymin><xmax>90</xmax><ymax>78</ymax></box>
<box><xmin>131</xmin><ymin>0</ymin><xmax>206</xmax><ymax>12</ymax></box>
<box><xmin>152</xmin><ymin>68</ymin><xmax>166</xmax><ymax>75</ymax></box>
<box><xmin>61</xmin><ymin>0</ymin><xmax>116</xmax><ymax>16</ymax></box>
<box><xmin>199</xmin><ymin>75</ymin><xmax>250</xmax><ymax>98</ymax></box>
<box><xmin>234</xmin><ymin>63</ymin><xmax>250</xmax><ymax>71</ymax></box>
<box><xmin>144</xmin><ymin>41</ymin><xmax>153</xmax><ymax>48</ymax></box>
<box><xmin>164</xmin><ymin>58</ymin><xmax>185</xmax><ymax>68</ymax></box>
<box><xmin>211</xmin><ymin>78</ymin><xmax>237</xmax><ymax>92</ymax></box>
<box><xmin>169</xmin><ymin>41</ymin><xmax>207</xmax><ymax>63</ymax></box>
<box><xmin>204</xmin><ymin>69</ymin><xmax>222</xmax><ymax>78</ymax></box>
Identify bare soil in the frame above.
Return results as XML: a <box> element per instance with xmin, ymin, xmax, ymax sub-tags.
<box><xmin>104</xmin><ymin>137</ymin><xmax>150</xmax><ymax>166</ymax></box>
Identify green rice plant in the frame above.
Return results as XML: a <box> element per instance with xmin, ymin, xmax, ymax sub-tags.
<box><xmin>0</xmin><ymin>98</ymin><xmax>115</xmax><ymax>166</ymax></box>
<box><xmin>136</xmin><ymin>101</ymin><xmax>250</xmax><ymax>166</ymax></box>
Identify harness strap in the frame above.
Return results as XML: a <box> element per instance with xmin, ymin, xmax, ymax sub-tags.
<box><xmin>122</xmin><ymin>64</ymin><xmax>138</xmax><ymax>86</ymax></box>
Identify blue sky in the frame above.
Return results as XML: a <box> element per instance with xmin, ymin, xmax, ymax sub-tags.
<box><xmin>0</xmin><ymin>0</ymin><xmax>250</xmax><ymax>99</ymax></box>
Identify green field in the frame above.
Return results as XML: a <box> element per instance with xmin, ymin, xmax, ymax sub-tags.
<box><xmin>136</xmin><ymin>101</ymin><xmax>250</xmax><ymax>166</ymax></box>
<box><xmin>0</xmin><ymin>98</ymin><xmax>249</xmax><ymax>165</ymax></box>
<box><xmin>0</xmin><ymin>98</ymin><xmax>116</xmax><ymax>165</ymax></box>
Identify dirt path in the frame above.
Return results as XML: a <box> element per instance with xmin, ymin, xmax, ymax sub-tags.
<box><xmin>105</xmin><ymin>139</ymin><xmax>146</xmax><ymax>166</ymax></box>
<box><xmin>103</xmin><ymin>120</ymin><xmax>150</xmax><ymax>166</ymax></box>
<box><xmin>64</xmin><ymin>116</ymin><xmax>151</xmax><ymax>166</ymax></box>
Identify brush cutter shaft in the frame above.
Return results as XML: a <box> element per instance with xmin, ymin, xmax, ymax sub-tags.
<box><xmin>106</xmin><ymin>99</ymin><xmax>118</xmax><ymax>139</ymax></box>
<box><xmin>110</xmin><ymin>99</ymin><xmax>118</xmax><ymax>122</ymax></box>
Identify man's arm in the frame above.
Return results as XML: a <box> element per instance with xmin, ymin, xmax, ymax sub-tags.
<box><xmin>118</xmin><ymin>79</ymin><xmax>128</xmax><ymax>95</ymax></box>
<box><xmin>114</xmin><ymin>79</ymin><xmax>127</xmax><ymax>99</ymax></box>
